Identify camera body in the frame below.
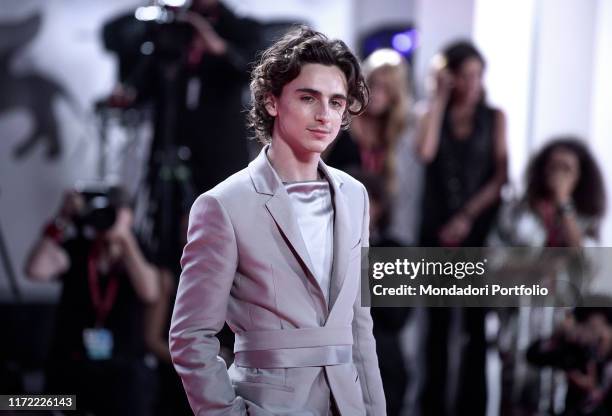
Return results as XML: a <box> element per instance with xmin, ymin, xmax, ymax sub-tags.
<box><xmin>74</xmin><ymin>184</ymin><xmax>127</xmax><ymax>234</ymax></box>
<box><xmin>133</xmin><ymin>1</ymin><xmax>194</xmax><ymax>61</ymax></box>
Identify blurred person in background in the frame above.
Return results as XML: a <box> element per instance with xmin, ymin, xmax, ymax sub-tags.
<box><xmin>24</xmin><ymin>187</ymin><xmax>159</xmax><ymax>416</ymax></box>
<box><xmin>166</xmin><ymin>0</ymin><xmax>263</xmax><ymax>194</ymax></box>
<box><xmin>106</xmin><ymin>0</ymin><xmax>263</xmax><ymax>196</ymax></box>
<box><xmin>416</xmin><ymin>40</ymin><xmax>507</xmax><ymax>247</ymax></box>
<box><xmin>325</xmin><ymin>48</ymin><xmax>422</xmax><ymax>245</ymax></box>
<box><xmin>488</xmin><ymin>137</ymin><xmax>607</xmax><ymax>415</ymax></box>
<box><xmin>490</xmin><ymin>137</ymin><xmax>606</xmax><ymax>248</ymax></box>
<box><xmin>527</xmin><ymin>304</ymin><xmax>612</xmax><ymax>415</ymax></box>
<box><xmin>416</xmin><ymin>40</ymin><xmax>508</xmax><ymax>416</ymax></box>
<box><xmin>355</xmin><ymin>170</ymin><xmax>411</xmax><ymax>416</ymax></box>
<box><xmin>143</xmin><ymin>260</ymin><xmax>193</xmax><ymax>416</ymax></box>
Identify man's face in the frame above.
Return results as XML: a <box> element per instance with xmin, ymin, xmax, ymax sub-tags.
<box><xmin>266</xmin><ymin>63</ymin><xmax>348</xmax><ymax>158</ymax></box>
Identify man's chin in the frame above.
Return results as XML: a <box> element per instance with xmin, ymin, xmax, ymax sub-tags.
<box><xmin>308</xmin><ymin>139</ymin><xmax>333</xmax><ymax>153</ymax></box>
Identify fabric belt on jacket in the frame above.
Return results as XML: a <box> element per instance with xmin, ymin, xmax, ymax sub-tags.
<box><xmin>233</xmin><ymin>327</ymin><xmax>353</xmax><ymax>368</ymax></box>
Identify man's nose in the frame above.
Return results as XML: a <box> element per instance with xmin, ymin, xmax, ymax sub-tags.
<box><xmin>315</xmin><ymin>103</ymin><xmax>331</xmax><ymax>122</ymax></box>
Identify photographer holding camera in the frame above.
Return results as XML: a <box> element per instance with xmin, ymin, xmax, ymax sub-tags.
<box><xmin>24</xmin><ymin>187</ymin><xmax>159</xmax><ymax>415</ymax></box>
<box><xmin>106</xmin><ymin>0</ymin><xmax>263</xmax><ymax>196</ymax></box>
<box><xmin>527</xmin><ymin>307</ymin><xmax>612</xmax><ymax>415</ymax></box>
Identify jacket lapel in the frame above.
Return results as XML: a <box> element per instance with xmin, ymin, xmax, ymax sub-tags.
<box><xmin>265</xmin><ymin>193</ymin><xmax>318</xmax><ymax>285</ymax></box>
<box><xmin>318</xmin><ymin>161</ymin><xmax>350</xmax><ymax>313</ymax></box>
<box><xmin>248</xmin><ymin>147</ymin><xmax>323</xmax><ymax>306</ymax></box>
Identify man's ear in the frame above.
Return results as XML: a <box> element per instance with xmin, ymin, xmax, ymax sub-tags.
<box><xmin>264</xmin><ymin>93</ymin><xmax>278</xmax><ymax>117</ymax></box>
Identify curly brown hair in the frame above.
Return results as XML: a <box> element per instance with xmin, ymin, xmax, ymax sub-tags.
<box><xmin>247</xmin><ymin>26</ymin><xmax>369</xmax><ymax>144</ymax></box>
<box><xmin>526</xmin><ymin>137</ymin><xmax>606</xmax><ymax>233</ymax></box>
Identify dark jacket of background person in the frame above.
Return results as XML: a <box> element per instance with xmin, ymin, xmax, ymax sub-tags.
<box><xmin>419</xmin><ymin>102</ymin><xmax>500</xmax><ymax>246</ymax></box>
<box><xmin>415</xmin><ymin>42</ymin><xmax>507</xmax><ymax>248</ymax></box>
<box><xmin>355</xmin><ymin>170</ymin><xmax>411</xmax><ymax>416</ymax></box>
<box><xmin>178</xmin><ymin>2</ymin><xmax>262</xmax><ymax>194</ymax></box>
<box><xmin>371</xmin><ymin>233</ymin><xmax>411</xmax><ymax>416</ymax></box>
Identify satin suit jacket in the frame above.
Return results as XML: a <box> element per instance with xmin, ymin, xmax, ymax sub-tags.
<box><xmin>169</xmin><ymin>146</ymin><xmax>386</xmax><ymax>415</ymax></box>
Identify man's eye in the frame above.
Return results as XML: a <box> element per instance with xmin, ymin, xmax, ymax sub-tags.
<box><xmin>331</xmin><ymin>100</ymin><xmax>344</xmax><ymax>108</ymax></box>
<box><xmin>301</xmin><ymin>96</ymin><xmax>314</xmax><ymax>103</ymax></box>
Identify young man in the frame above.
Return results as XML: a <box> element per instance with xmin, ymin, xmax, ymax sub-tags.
<box><xmin>169</xmin><ymin>27</ymin><xmax>386</xmax><ymax>415</ymax></box>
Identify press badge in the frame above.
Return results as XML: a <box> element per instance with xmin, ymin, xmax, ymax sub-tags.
<box><xmin>83</xmin><ymin>328</ymin><xmax>114</xmax><ymax>360</ymax></box>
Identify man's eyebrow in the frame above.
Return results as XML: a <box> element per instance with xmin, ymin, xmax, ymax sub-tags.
<box><xmin>295</xmin><ymin>88</ymin><xmax>347</xmax><ymax>101</ymax></box>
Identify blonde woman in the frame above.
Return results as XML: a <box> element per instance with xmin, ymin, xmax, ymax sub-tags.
<box><xmin>325</xmin><ymin>48</ymin><xmax>422</xmax><ymax>244</ymax></box>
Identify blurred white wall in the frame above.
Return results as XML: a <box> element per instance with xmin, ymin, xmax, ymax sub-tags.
<box><xmin>591</xmin><ymin>0</ymin><xmax>612</xmax><ymax>246</ymax></box>
<box><xmin>354</xmin><ymin>0</ymin><xmax>415</xmax><ymax>38</ymax></box>
<box><xmin>530</xmin><ymin>0</ymin><xmax>598</xmax><ymax>150</ymax></box>
<box><xmin>473</xmin><ymin>0</ymin><xmax>535</xmax><ymax>191</ymax></box>
<box><xmin>225</xmin><ymin>0</ymin><xmax>355</xmax><ymax>48</ymax></box>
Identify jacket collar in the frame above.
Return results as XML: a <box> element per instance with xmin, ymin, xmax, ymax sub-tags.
<box><xmin>248</xmin><ymin>145</ymin><xmax>344</xmax><ymax>196</ymax></box>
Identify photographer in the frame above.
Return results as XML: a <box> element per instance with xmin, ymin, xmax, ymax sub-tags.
<box><xmin>24</xmin><ymin>187</ymin><xmax>159</xmax><ymax>415</ymax></box>
<box><xmin>527</xmin><ymin>307</ymin><xmax>612</xmax><ymax>415</ymax></box>
<box><xmin>106</xmin><ymin>0</ymin><xmax>263</xmax><ymax>196</ymax></box>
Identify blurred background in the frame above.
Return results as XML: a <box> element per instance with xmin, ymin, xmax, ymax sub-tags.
<box><xmin>1</xmin><ymin>0</ymin><xmax>611</xmax><ymax>415</ymax></box>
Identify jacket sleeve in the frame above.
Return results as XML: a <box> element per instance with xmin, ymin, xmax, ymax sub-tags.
<box><xmin>169</xmin><ymin>193</ymin><xmax>247</xmax><ymax>415</ymax></box>
<box><xmin>352</xmin><ymin>185</ymin><xmax>387</xmax><ymax>415</ymax></box>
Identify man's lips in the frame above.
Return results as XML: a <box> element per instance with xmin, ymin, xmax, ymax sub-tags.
<box><xmin>307</xmin><ymin>128</ymin><xmax>332</xmax><ymax>136</ymax></box>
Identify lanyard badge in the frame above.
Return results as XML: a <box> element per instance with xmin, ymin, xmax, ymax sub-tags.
<box><xmin>83</xmin><ymin>246</ymin><xmax>119</xmax><ymax>360</ymax></box>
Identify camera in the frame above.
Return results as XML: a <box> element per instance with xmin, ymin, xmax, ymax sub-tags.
<box><xmin>74</xmin><ymin>184</ymin><xmax>129</xmax><ymax>233</ymax></box>
<box><xmin>134</xmin><ymin>0</ymin><xmax>194</xmax><ymax>61</ymax></box>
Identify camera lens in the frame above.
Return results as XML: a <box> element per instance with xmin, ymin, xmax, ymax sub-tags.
<box><xmin>81</xmin><ymin>196</ymin><xmax>117</xmax><ymax>232</ymax></box>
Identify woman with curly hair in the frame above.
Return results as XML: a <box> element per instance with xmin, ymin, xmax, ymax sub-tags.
<box><xmin>489</xmin><ymin>138</ymin><xmax>607</xmax><ymax>414</ymax></box>
<box><xmin>492</xmin><ymin>137</ymin><xmax>606</xmax><ymax>247</ymax></box>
